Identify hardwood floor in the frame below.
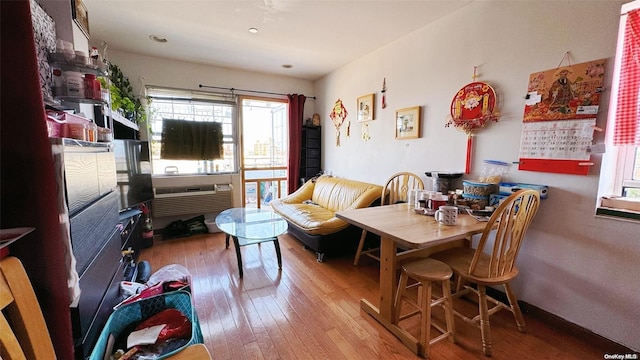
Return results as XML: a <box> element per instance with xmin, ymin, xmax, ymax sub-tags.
<box><xmin>139</xmin><ymin>232</ymin><xmax>624</xmax><ymax>360</ymax></box>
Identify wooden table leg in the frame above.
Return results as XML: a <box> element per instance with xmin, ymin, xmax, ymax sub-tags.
<box><xmin>379</xmin><ymin>236</ymin><xmax>397</xmax><ymax>320</ymax></box>
<box><xmin>359</xmin><ymin>236</ymin><xmax>420</xmax><ymax>354</ymax></box>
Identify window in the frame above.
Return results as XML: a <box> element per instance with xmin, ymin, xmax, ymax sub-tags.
<box><xmin>622</xmin><ymin>146</ymin><xmax>640</xmax><ymax>198</ymax></box>
<box><xmin>597</xmin><ymin>2</ymin><xmax>640</xmax><ymax>217</ymax></box>
<box><xmin>146</xmin><ymin>88</ymin><xmax>238</xmax><ymax>175</ymax></box>
<box><xmin>240</xmin><ymin>97</ymin><xmax>289</xmax><ymax>208</ymax></box>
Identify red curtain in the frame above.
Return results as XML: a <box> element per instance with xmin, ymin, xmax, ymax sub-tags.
<box><xmin>613</xmin><ymin>9</ymin><xmax>640</xmax><ymax>146</ymax></box>
<box><xmin>1</xmin><ymin>1</ymin><xmax>75</xmax><ymax>358</ymax></box>
<box><xmin>287</xmin><ymin>94</ymin><xmax>306</xmax><ymax>193</ymax></box>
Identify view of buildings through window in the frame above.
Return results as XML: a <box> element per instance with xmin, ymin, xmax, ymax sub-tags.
<box><xmin>241</xmin><ymin>98</ymin><xmax>288</xmax><ymax>208</ymax></box>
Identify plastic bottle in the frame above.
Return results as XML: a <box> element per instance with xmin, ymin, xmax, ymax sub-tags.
<box><xmin>84</xmin><ymin>74</ymin><xmax>96</xmax><ymax>99</ymax></box>
<box><xmin>63</xmin><ymin>71</ymin><xmax>84</xmax><ymax>98</ymax></box>
<box><xmin>87</xmin><ymin>121</ymin><xmax>97</xmax><ymax>142</ymax></box>
<box><xmin>93</xmin><ymin>77</ymin><xmax>101</xmax><ymax>100</ymax></box>
<box><xmin>90</xmin><ymin>46</ymin><xmax>100</xmax><ymax>67</ymax></box>
<box><xmin>52</xmin><ymin>68</ymin><xmax>65</xmax><ymax>96</ymax></box>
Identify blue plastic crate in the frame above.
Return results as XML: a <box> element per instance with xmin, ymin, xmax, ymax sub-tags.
<box><xmin>89</xmin><ymin>290</ymin><xmax>203</xmax><ymax>360</ymax></box>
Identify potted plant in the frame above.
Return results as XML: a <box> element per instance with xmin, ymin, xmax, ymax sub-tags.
<box><xmin>101</xmin><ymin>63</ymin><xmax>147</xmax><ymax>125</ymax></box>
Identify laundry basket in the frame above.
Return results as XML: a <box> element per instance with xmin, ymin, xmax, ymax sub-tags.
<box><xmin>90</xmin><ymin>290</ymin><xmax>203</xmax><ymax>360</ymax></box>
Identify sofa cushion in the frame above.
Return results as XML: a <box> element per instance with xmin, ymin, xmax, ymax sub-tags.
<box><xmin>271</xmin><ymin>203</ymin><xmax>346</xmax><ymax>235</ymax></box>
<box><xmin>311</xmin><ymin>176</ymin><xmax>382</xmax><ymax>212</ymax></box>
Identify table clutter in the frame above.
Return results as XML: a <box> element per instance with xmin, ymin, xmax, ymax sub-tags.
<box><xmin>415</xmin><ymin>161</ymin><xmax>547</xmax><ymax>220</ymax></box>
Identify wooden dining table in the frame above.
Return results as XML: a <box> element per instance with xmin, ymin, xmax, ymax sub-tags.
<box><xmin>336</xmin><ymin>203</ymin><xmax>489</xmax><ymax>354</ymax></box>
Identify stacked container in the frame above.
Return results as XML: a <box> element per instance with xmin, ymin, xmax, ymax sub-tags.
<box><xmin>459</xmin><ymin>160</ymin><xmax>510</xmax><ymax>210</ymax></box>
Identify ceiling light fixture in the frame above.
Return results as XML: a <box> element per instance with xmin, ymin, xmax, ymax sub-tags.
<box><xmin>282</xmin><ymin>64</ymin><xmax>293</xmax><ymax>69</ymax></box>
<box><xmin>248</xmin><ymin>27</ymin><xmax>259</xmax><ymax>34</ymax></box>
<box><xmin>149</xmin><ymin>35</ymin><xmax>168</xmax><ymax>43</ymax></box>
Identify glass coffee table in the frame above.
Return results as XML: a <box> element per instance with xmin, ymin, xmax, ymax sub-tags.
<box><xmin>215</xmin><ymin>208</ymin><xmax>288</xmax><ymax>278</ymax></box>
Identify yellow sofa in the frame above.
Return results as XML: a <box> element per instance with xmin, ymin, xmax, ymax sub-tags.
<box><xmin>270</xmin><ymin>176</ymin><xmax>383</xmax><ymax>262</ymax></box>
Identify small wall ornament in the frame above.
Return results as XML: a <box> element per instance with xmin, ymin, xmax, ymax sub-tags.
<box><xmin>361</xmin><ymin>122</ymin><xmax>371</xmax><ymax>142</ymax></box>
<box><xmin>381</xmin><ymin>78</ymin><xmax>387</xmax><ymax>109</ymax></box>
<box><xmin>330</xmin><ymin>99</ymin><xmax>348</xmax><ymax>146</ymax></box>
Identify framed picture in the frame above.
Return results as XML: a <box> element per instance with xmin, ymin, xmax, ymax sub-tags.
<box><xmin>356</xmin><ymin>93</ymin><xmax>375</xmax><ymax>122</ymax></box>
<box><xmin>72</xmin><ymin>0</ymin><xmax>90</xmax><ymax>38</ymax></box>
<box><xmin>395</xmin><ymin>106</ymin><xmax>421</xmax><ymax>139</ymax></box>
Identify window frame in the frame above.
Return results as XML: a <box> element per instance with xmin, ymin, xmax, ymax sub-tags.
<box><xmin>596</xmin><ymin>1</ymin><xmax>640</xmax><ymax>219</ymax></box>
<box><xmin>146</xmin><ymin>87</ymin><xmax>239</xmax><ymax>176</ymax></box>
<box><xmin>621</xmin><ymin>146</ymin><xmax>640</xmax><ymax>196</ymax></box>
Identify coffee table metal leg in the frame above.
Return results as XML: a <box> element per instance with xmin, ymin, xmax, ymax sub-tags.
<box><xmin>231</xmin><ymin>236</ymin><xmax>243</xmax><ymax>278</ymax></box>
<box><xmin>225</xmin><ymin>234</ymin><xmax>230</xmax><ymax>249</ymax></box>
<box><xmin>273</xmin><ymin>237</ymin><xmax>282</xmax><ymax>269</ymax></box>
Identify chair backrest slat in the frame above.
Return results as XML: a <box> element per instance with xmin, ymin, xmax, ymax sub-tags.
<box><xmin>0</xmin><ymin>256</ymin><xmax>57</xmax><ymax>360</ymax></box>
<box><xmin>469</xmin><ymin>189</ymin><xmax>540</xmax><ymax>278</ymax></box>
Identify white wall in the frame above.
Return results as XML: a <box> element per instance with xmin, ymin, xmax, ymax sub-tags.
<box><xmin>315</xmin><ymin>0</ymin><xmax>639</xmax><ymax>351</ymax></box>
<box><xmin>105</xmin><ymin>50</ymin><xmax>315</xmax><ymax>116</ymax></box>
<box><xmin>105</xmin><ymin>51</ymin><xmax>315</xmax><ymax>227</ymax></box>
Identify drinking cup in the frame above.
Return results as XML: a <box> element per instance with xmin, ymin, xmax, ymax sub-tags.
<box><xmin>407</xmin><ymin>189</ymin><xmax>419</xmax><ymax>208</ymax></box>
<box><xmin>434</xmin><ymin>205</ymin><xmax>458</xmax><ymax>225</ymax></box>
<box><xmin>415</xmin><ymin>190</ymin><xmax>432</xmax><ymax>209</ymax></box>
<box><xmin>428</xmin><ymin>195</ymin><xmax>448</xmax><ymax>211</ymax></box>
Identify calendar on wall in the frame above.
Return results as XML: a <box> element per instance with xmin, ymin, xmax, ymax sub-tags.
<box><xmin>518</xmin><ymin>58</ymin><xmax>606</xmax><ymax>175</ymax></box>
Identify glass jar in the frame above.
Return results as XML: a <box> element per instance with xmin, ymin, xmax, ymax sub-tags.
<box><xmin>84</xmin><ymin>74</ymin><xmax>96</xmax><ymax>99</ymax></box>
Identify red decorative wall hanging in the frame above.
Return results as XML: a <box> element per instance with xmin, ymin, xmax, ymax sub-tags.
<box><xmin>446</xmin><ymin>79</ymin><xmax>500</xmax><ymax>174</ymax></box>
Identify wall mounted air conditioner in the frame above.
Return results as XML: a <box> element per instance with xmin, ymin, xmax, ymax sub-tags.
<box><xmin>152</xmin><ymin>183</ymin><xmax>232</xmax><ymax>217</ymax></box>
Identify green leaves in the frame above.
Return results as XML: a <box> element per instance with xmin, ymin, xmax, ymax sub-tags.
<box><xmin>107</xmin><ymin>63</ymin><xmax>147</xmax><ymax>124</ymax></box>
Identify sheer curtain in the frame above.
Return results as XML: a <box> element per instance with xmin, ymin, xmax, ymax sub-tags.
<box><xmin>287</xmin><ymin>94</ymin><xmax>306</xmax><ymax>193</ymax></box>
<box><xmin>613</xmin><ymin>8</ymin><xmax>640</xmax><ymax>146</ymax></box>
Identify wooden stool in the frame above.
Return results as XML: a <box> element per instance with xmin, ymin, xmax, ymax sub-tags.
<box><xmin>394</xmin><ymin>258</ymin><xmax>456</xmax><ymax>358</ymax></box>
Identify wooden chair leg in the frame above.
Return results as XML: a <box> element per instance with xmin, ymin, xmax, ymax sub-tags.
<box><xmin>477</xmin><ymin>285</ymin><xmax>492</xmax><ymax>356</ymax></box>
<box><xmin>353</xmin><ymin>229</ymin><xmax>367</xmax><ymax>265</ymax></box>
<box><xmin>504</xmin><ymin>283</ymin><xmax>526</xmax><ymax>332</ymax></box>
<box><xmin>419</xmin><ymin>281</ymin><xmax>432</xmax><ymax>358</ymax></box>
<box><xmin>393</xmin><ymin>270</ymin><xmax>409</xmax><ymax>324</ymax></box>
<box><xmin>454</xmin><ymin>275</ymin><xmax>466</xmax><ymax>293</ymax></box>
<box><xmin>442</xmin><ymin>278</ymin><xmax>456</xmax><ymax>344</ymax></box>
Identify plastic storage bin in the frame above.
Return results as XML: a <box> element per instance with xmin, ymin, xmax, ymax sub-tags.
<box><xmin>90</xmin><ymin>290</ymin><xmax>203</xmax><ymax>360</ymax></box>
<box><xmin>463</xmin><ymin>180</ymin><xmax>495</xmax><ymax>197</ymax></box>
<box><xmin>204</xmin><ymin>218</ymin><xmax>218</xmax><ymax>233</ymax></box>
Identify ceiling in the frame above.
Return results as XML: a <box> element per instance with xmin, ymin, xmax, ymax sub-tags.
<box><xmin>84</xmin><ymin>0</ymin><xmax>472</xmax><ymax>81</ymax></box>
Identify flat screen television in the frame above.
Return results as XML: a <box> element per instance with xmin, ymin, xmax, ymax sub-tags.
<box><xmin>113</xmin><ymin>139</ymin><xmax>154</xmax><ymax>211</ymax></box>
